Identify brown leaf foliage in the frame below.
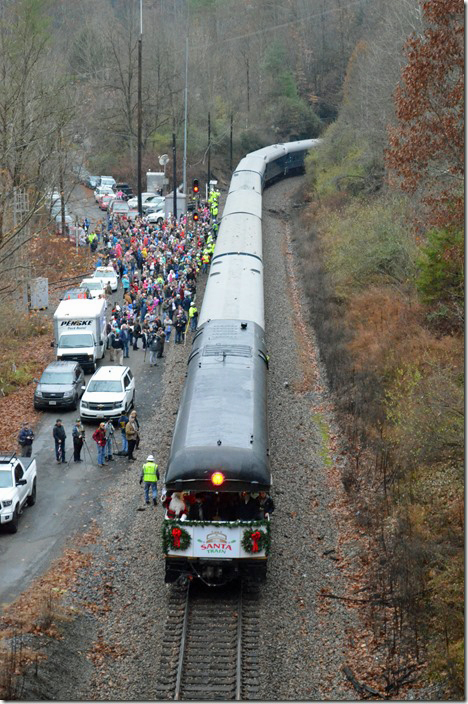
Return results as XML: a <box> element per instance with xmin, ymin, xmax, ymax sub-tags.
<box><xmin>386</xmin><ymin>0</ymin><xmax>464</xmax><ymax>229</ymax></box>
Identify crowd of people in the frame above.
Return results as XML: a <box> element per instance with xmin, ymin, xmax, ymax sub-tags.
<box><xmin>91</xmin><ymin>202</ymin><xmax>219</xmax><ymax>363</ymax></box>
<box><xmin>162</xmin><ymin>489</ymin><xmax>275</xmax><ymax>521</ymax></box>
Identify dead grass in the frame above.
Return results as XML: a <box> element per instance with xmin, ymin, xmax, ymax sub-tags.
<box><xmin>0</xmin><ymin>524</ymin><xmax>99</xmax><ymax>698</ymax></box>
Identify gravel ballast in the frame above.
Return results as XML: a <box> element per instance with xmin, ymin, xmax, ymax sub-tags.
<box><xmin>19</xmin><ymin>177</ymin><xmax>362</xmax><ymax>701</ymax></box>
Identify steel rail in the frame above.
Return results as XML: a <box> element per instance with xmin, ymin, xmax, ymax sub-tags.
<box><xmin>174</xmin><ymin>582</ymin><xmax>191</xmax><ymax>701</ymax></box>
<box><xmin>235</xmin><ymin>585</ymin><xmax>243</xmax><ymax>701</ymax></box>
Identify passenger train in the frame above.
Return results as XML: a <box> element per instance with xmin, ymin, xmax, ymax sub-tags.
<box><xmin>162</xmin><ymin>139</ymin><xmax>319</xmax><ymax>585</ymax></box>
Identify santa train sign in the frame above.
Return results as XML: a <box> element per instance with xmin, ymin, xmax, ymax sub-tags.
<box><xmin>163</xmin><ymin>521</ymin><xmax>270</xmax><ymax>557</ymax></box>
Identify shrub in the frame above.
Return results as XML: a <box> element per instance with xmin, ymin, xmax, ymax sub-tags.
<box><xmin>318</xmin><ymin>196</ymin><xmax>418</xmax><ymax>299</ymax></box>
<box><xmin>416</xmin><ymin>227</ymin><xmax>464</xmax><ymax>330</ymax></box>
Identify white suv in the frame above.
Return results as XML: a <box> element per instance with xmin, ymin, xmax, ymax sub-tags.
<box><xmin>80</xmin><ymin>278</ymin><xmax>106</xmax><ymax>300</ymax></box>
<box><xmin>80</xmin><ymin>366</ymin><xmax>135</xmax><ymax>421</ymax></box>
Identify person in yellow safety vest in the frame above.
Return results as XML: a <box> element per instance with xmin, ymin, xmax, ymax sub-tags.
<box><xmin>202</xmin><ymin>252</ymin><xmax>210</xmax><ymax>273</ymax></box>
<box><xmin>87</xmin><ymin>231</ymin><xmax>98</xmax><ymax>251</ymax></box>
<box><xmin>139</xmin><ymin>454</ymin><xmax>160</xmax><ymax>506</ymax></box>
<box><xmin>188</xmin><ymin>302</ymin><xmax>199</xmax><ymax>332</ymax></box>
<box><xmin>211</xmin><ymin>205</ymin><xmax>218</xmax><ymax>218</ymax></box>
<box><xmin>208</xmin><ymin>242</ymin><xmax>215</xmax><ymax>255</ymax></box>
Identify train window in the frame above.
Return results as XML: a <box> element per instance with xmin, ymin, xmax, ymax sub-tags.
<box><xmin>187</xmin><ymin>350</ymin><xmax>200</xmax><ymax>364</ymax></box>
<box><xmin>250</xmin><ymin>268</ymin><xmax>260</xmax><ymax>274</ymax></box>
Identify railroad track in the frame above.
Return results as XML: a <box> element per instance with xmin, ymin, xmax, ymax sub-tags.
<box><xmin>156</xmin><ymin>580</ymin><xmax>260</xmax><ymax>700</ymax></box>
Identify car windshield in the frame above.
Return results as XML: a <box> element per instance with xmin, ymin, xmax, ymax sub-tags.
<box><xmin>0</xmin><ymin>469</ymin><xmax>13</xmax><ymax>489</ymax></box>
<box><xmin>63</xmin><ymin>291</ymin><xmax>88</xmax><ymax>299</ymax></box>
<box><xmin>113</xmin><ymin>203</ymin><xmax>128</xmax><ymax>211</ymax></box>
<box><xmin>58</xmin><ymin>334</ymin><xmax>93</xmax><ymax>349</ymax></box>
<box><xmin>95</xmin><ymin>272</ymin><xmax>114</xmax><ymax>279</ymax></box>
<box><xmin>85</xmin><ymin>281</ymin><xmax>103</xmax><ymax>289</ymax></box>
<box><xmin>87</xmin><ymin>380</ymin><xmax>122</xmax><ymax>393</ymax></box>
<box><xmin>40</xmin><ymin>372</ymin><xmax>74</xmax><ymax>384</ymax></box>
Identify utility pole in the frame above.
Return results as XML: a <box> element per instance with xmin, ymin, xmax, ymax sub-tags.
<box><xmin>207</xmin><ymin>111</ymin><xmax>211</xmax><ymax>197</ymax></box>
<box><xmin>172</xmin><ymin>131</ymin><xmax>177</xmax><ymax>220</ymax></box>
<box><xmin>137</xmin><ymin>0</ymin><xmax>143</xmax><ymax>216</ymax></box>
<box><xmin>182</xmin><ymin>36</ymin><xmax>188</xmax><ymax>196</ymax></box>
<box><xmin>58</xmin><ymin>128</ymin><xmax>66</xmax><ymax>238</ymax></box>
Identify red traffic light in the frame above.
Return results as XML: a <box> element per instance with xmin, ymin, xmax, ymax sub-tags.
<box><xmin>192</xmin><ymin>179</ymin><xmax>199</xmax><ymax>194</ymax></box>
<box><xmin>193</xmin><ymin>211</ymin><xmax>199</xmax><ymax>221</ymax></box>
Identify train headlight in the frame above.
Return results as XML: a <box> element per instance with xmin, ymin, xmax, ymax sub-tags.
<box><xmin>211</xmin><ymin>471</ymin><xmax>224</xmax><ymax>486</ymax></box>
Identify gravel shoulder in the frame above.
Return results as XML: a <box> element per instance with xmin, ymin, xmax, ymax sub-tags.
<box><xmin>19</xmin><ymin>177</ymin><xmax>362</xmax><ymax>701</ymax></box>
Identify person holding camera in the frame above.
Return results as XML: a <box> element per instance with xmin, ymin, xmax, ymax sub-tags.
<box><xmin>18</xmin><ymin>422</ymin><xmax>34</xmax><ymax>457</ymax></box>
<box><xmin>72</xmin><ymin>418</ymin><xmax>85</xmax><ymax>463</ymax></box>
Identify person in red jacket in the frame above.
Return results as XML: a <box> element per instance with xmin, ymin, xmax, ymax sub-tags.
<box><xmin>92</xmin><ymin>423</ymin><xmax>107</xmax><ymax>467</ymax></box>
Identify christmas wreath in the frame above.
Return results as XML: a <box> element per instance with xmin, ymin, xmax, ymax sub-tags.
<box><xmin>241</xmin><ymin>527</ymin><xmax>270</xmax><ymax>554</ymax></box>
<box><xmin>162</xmin><ymin>523</ymin><xmax>191</xmax><ymax>553</ymax></box>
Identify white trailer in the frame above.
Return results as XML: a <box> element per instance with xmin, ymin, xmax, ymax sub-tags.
<box><xmin>53</xmin><ymin>299</ymin><xmax>107</xmax><ymax>372</ymax></box>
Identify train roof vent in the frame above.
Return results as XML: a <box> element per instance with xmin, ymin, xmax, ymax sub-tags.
<box><xmin>203</xmin><ymin>345</ymin><xmax>252</xmax><ymax>358</ymax></box>
<box><xmin>209</xmin><ymin>324</ymin><xmax>239</xmax><ymax>338</ymax></box>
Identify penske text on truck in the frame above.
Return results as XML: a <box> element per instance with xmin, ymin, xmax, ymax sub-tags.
<box><xmin>53</xmin><ymin>299</ymin><xmax>107</xmax><ymax>372</ymax></box>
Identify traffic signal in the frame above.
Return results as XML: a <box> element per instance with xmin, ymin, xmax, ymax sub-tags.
<box><xmin>193</xmin><ymin>211</ymin><xmax>199</xmax><ymax>221</ymax></box>
<box><xmin>192</xmin><ymin>179</ymin><xmax>199</xmax><ymax>194</ymax></box>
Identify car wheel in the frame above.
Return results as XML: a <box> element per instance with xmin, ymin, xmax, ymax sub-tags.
<box><xmin>157</xmin><ymin>217</ymin><xmax>163</xmax><ymax>225</ymax></box>
<box><xmin>7</xmin><ymin>506</ymin><xmax>19</xmax><ymax>534</ymax></box>
<box><xmin>27</xmin><ymin>479</ymin><xmax>37</xmax><ymax>507</ymax></box>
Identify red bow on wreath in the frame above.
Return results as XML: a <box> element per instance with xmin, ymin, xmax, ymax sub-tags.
<box><xmin>251</xmin><ymin>530</ymin><xmax>262</xmax><ymax>553</ymax></box>
<box><xmin>172</xmin><ymin>527</ymin><xmax>182</xmax><ymax>548</ymax></box>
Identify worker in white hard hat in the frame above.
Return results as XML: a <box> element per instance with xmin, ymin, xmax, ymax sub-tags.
<box><xmin>140</xmin><ymin>454</ymin><xmax>159</xmax><ymax>507</ymax></box>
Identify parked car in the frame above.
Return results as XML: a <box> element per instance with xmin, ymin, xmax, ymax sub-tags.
<box><xmin>127</xmin><ymin>192</ymin><xmax>158</xmax><ymax>209</ymax></box>
<box><xmin>34</xmin><ymin>360</ymin><xmax>85</xmax><ymax>411</ymax></box>
<box><xmin>0</xmin><ymin>455</ymin><xmax>37</xmax><ymax>533</ymax></box>
<box><xmin>94</xmin><ymin>185</ymin><xmax>113</xmax><ymax>202</ymax></box>
<box><xmin>145</xmin><ymin>208</ymin><xmax>165</xmax><ymax>225</ymax></box>
<box><xmin>99</xmin><ymin>193</ymin><xmax>114</xmax><ymax>211</ymax></box>
<box><xmin>97</xmin><ymin>176</ymin><xmax>116</xmax><ymax>189</ymax></box>
<box><xmin>61</xmin><ymin>287</ymin><xmax>91</xmax><ymax>301</ymax></box>
<box><xmin>109</xmin><ymin>199</ymin><xmax>130</xmax><ymax>217</ymax></box>
<box><xmin>114</xmin><ymin>183</ymin><xmax>134</xmax><ymax>199</ymax></box>
<box><xmin>80</xmin><ymin>365</ymin><xmax>135</xmax><ymax>422</ymax></box>
<box><xmin>141</xmin><ymin>195</ymin><xmax>165</xmax><ymax>213</ymax></box>
<box><xmin>86</xmin><ymin>175</ymin><xmax>99</xmax><ymax>189</ymax></box>
<box><xmin>93</xmin><ymin>266</ymin><xmax>119</xmax><ymax>292</ymax></box>
<box><xmin>79</xmin><ymin>278</ymin><xmax>106</xmax><ymax>299</ymax></box>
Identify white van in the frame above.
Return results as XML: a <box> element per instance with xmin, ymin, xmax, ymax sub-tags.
<box><xmin>80</xmin><ymin>366</ymin><xmax>135</xmax><ymax>421</ymax></box>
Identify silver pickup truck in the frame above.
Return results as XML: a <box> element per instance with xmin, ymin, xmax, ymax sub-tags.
<box><xmin>0</xmin><ymin>455</ymin><xmax>37</xmax><ymax>533</ymax></box>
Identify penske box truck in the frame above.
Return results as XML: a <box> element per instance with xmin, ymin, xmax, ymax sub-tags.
<box><xmin>53</xmin><ymin>299</ymin><xmax>107</xmax><ymax>372</ymax></box>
